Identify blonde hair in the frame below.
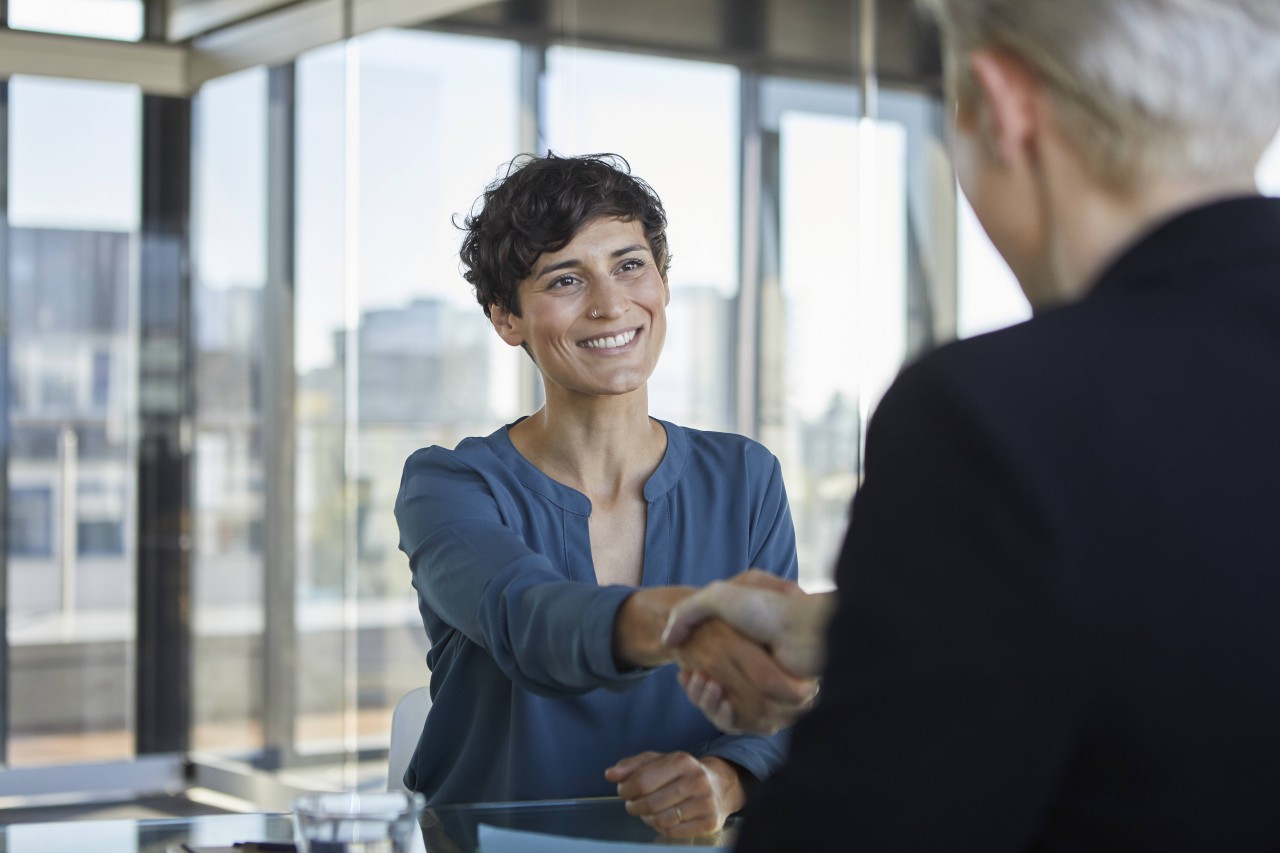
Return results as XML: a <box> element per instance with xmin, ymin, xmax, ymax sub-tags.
<box><xmin>918</xmin><ymin>0</ymin><xmax>1280</xmax><ymax>188</ymax></box>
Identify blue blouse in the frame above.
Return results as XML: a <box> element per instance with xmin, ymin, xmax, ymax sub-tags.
<box><xmin>394</xmin><ymin>419</ymin><xmax>799</xmax><ymax>805</ymax></box>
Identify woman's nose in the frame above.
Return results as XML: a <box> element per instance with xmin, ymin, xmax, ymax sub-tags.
<box><xmin>586</xmin><ymin>281</ymin><xmax>626</xmax><ymax>319</ymax></box>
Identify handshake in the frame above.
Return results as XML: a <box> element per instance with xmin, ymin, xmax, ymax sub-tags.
<box><xmin>659</xmin><ymin>570</ymin><xmax>837</xmax><ymax>735</ymax></box>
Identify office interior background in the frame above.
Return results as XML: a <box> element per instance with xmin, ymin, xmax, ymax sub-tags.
<box><xmin>2</xmin><ymin>0</ymin><xmax>1279</xmax><ymax>818</ymax></box>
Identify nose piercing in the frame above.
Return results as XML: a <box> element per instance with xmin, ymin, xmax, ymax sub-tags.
<box><xmin>590</xmin><ymin>309</ymin><xmax>601</xmax><ymax>319</ymax></box>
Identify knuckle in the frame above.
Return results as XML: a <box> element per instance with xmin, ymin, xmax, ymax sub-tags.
<box><xmin>670</xmin><ymin>750</ymin><xmax>697</xmax><ymax>769</ymax></box>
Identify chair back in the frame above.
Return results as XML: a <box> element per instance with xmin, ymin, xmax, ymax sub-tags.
<box><xmin>387</xmin><ymin>685</ymin><xmax>433</xmax><ymax>793</ymax></box>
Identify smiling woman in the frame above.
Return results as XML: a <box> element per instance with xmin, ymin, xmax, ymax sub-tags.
<box><xmin>391</xmin><ymin>153</ymin><xmax>809</xmax><ymax>839</ymax></box>
<box><xmin>490</xmin><ymin>217</ymin><xmax>669</xmax><ymax>406</ymax></box>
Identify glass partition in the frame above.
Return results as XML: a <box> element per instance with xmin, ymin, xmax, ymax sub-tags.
<box><xmin>190</xmin><ymin>66</ymin><xmax>269</xmax><ymax>758</ymax></box>
<box><xmin>293</xmin><ymin>30</ymin><xmax>522</xmax><ymax>782</ymax></box>
<box><xmin>6</xmin><ymin>75</ymin><xmax>141</xmax><ymax>766</ymax></box>
<box><xmin>775</xmin><ymin>110</ymin><xmax>909</xmax><ymax>588</ymax></box>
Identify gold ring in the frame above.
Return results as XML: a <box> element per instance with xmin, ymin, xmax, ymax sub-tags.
<box><xmin>675</xmin><ymin>806</ymin><xmax>683</xmax><ymax>822</ymax></box>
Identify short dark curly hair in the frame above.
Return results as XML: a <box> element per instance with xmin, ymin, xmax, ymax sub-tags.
<box><xmin>458</xmin><ymin>152</ymin><xmax>671</xmax><ymax>319</ymax></box>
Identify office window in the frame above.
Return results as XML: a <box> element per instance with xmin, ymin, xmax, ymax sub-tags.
<box><xmin>191</xmin><ymin>66</ymin><xmax>269</xmax><ymax>757</ymax></box>
<box><xmin>77</xmin><ymin>520</ymin><xmax>124</xmax><ymax>556</ymax></box>
<box><xmin>9</xmin><ymin>487</ymin><xmax>54</xmax><ymax>558</ymax></box>
<box><xmin>773</xmin><ymin>111</ymin><xmax>909</xmax><ymax>587</ymax></box>
<box><xmin>6</xmin><ymin>75</ymin><xmax>140</xmax><ymax>766</ymax></box>
<box><xmin>91</xmin><ymin>350</ymin><xmax>112</xmax><ymax>408</ymax></box>
<box><xmin>7</xmin><ymin>0</ymin><xmax>144</xmax><ymax>41</ymax></box>
<box><xmin>545</xmin><ymin>48</ymin><xmax>740</xmax><ymax>431</ymax></box>
<box><xmin>294</xmin><ymin>29</ymin><xmax>521</xmax><ymax>770</ymax></box>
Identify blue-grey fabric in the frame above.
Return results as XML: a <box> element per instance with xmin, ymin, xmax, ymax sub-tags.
<box><xmin>395</xmin><ymin>419</ymin><xmax>798</xmax><ymax>804</ymax></box>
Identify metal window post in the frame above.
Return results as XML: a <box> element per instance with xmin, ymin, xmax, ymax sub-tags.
<box><xmin>262</xmin><ymin>61</ymin><xmax>299</xmax><ymax>769</ymax></box>
<box><xmin>0</xmin><ymin>0</ymin><xmax>11</xmax><ymax>767</ymax></box>
<box><xmin>136</xmin><ymin>76</ymin><xmax>194</xmax><ymax>754</ymax></box>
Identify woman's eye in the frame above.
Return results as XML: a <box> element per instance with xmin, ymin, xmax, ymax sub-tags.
<box><xmin>547</xmin><ymin>276</ymin><xmax>579</xmax><ymax>289</ymax></box>
<box><xmin>619</xmin><ymin>259</ymin><xmax>644</xmax><ymax>273</ymax></box>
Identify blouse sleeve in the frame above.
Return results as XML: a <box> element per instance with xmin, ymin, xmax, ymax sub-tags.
<box><xmin>395</xmin><ymin>445</ymin><xmax>647</xmax><ymax>696</ymax></box>
<box><xmin>749</xmin><ymin>453</ymin><xmax>801</xmax><ymax>584</ymax></box>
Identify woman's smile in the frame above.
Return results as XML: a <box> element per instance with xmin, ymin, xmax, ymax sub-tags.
<box><xmin>580</xmin><ymin>327</ymin><xmax>641</xmax><ymax>351</ymax></box>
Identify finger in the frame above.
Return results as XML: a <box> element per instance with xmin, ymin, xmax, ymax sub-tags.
<box><xmin>678</xmin><ymin>669</ymin><xmax>740</xmax><ymax>733</ymax></box>
<box><xmin>676</xmin><ymin>623</ymin><xmax>815</xmax><ymax>733</ymax></box>
<box><xmin>690</xmin><ymin>676</ymin><xmax>725</xmax><ymax>719</ymax></box>
<box><xmin>731</xmin><ymin>569</ymin><xmax>804</xmax><ymax>596</ymax></box>
<box><xmin>707</xmin><ymin>695</ymin><xmax>740</xmax><ymax>734</ymax></box>
<box><xmin>679</xmin><ymin>621</ymin><xmax>813</xmax><ymax>709</ymax></box>
<box><xmin>662</xmin><ymin>582</ymin><xmax>733</xmax><ymax>646</ymax></box>
<box><xmin>667</xmin><ymin>584</ymin><xmax>783</xmax><ymax>649</ymax></box>
<box><xmin>615</xmin><ymin>751</ymin><xmax>700</xmax><ymax>805</ymax></box>
<box><xmin>685</xmin><ymin>671</ymin><xmax>716</xmax><ymax>706</ymax></box>
<box><xmin>646</xmin><ymin>800</ymin><xmax>697</xmax><ymax>834</ymax></box>
<box><xmin>605</xmin><ymin>750</ymin><xmax>663</xmax><ymax>783</ymax></box>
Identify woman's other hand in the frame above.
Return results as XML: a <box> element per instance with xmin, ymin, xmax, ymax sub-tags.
<box><xmin>605</xmin><ymin>751</ymin><xmax>745</xmax><ymax>838</ymax></box>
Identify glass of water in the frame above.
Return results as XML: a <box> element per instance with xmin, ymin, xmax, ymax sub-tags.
<box><xmin>292</xmin><ymin>790</ymin><xmax>426</xmax><ymax>853</ymax></box>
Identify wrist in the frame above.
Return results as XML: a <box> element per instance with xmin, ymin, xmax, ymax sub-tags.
<box><xmin>613</xmin><ymin>587</ymin><xmax>694</xmax><ymax>669</ymax></box>
<box><xmin>699</xmin><ymin>756</ymin><xmax>749</xmax><ymax>815</ymax></box>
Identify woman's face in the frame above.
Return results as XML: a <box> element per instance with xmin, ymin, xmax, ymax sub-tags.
<box><xmin>490</xmin><ymin>216</ymin><xmax>670</xmax><ymax>402</ymax></box>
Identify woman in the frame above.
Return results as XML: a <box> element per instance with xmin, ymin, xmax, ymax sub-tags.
<box><xmin>394</xmin><ymin>153</ymin><xmax>798</xmax><ymax>838</ymax></box>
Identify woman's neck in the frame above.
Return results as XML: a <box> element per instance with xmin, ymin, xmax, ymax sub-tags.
<box><xmin>509</xmin><ymin>391</ymin><xmax>666</xmax><ymax>499</ymax></box>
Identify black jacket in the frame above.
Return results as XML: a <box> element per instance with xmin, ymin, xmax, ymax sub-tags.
<box><xmin>737</xmin><ymin>197</ymin><xmax>1280</xmax><ymax>852</ymax></box>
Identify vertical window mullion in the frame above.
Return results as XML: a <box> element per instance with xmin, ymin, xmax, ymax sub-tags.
<box><xmin>262</xmin><ymin>60</ymin><xmax>298</xmax><ymax>769</ymax></box>
<box><xmin>0</xmin><ymin>70</ymin><xmax>12</xmax><ymax>768</ymax></box>
<box><xmin>136</xmin><ymin>90</ymin><xmax>194</xmax><ymax>755</ymax></box>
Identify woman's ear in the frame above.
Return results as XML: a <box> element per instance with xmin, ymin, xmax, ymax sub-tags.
<box><xmin>489</xmin><ymin>304</ymin><xmax>525</xmax><ymax>348</ymax></box>
<box><xmin>967</xmin><ymin>49</ymin><xmax>1042</xmax><ymax>168</ymax></box>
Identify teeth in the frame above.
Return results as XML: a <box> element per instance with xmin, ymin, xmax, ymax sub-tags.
<box><xmin>582</xmin><ymin>329</ymin><xmax>637</xmax><ymax>350</ymax></box>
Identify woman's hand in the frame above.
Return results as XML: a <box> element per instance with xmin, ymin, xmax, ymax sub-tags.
<box><xmin>670</xmin><ymin>616</ymin><xmax>819</xmax><ymax>734</ymax></box>
<box><xmin>612</xmin><ymin>586</ymin><xmax>695</xmax><ymax>669</ymax></box>
<box><xmin>665</xmin><ymin>570</ymin><xmax>837</xmax><ymax>678</ymax></box>
<box><xmin>605</xmin><ymin>751</ymin><xmax>746</xmax><ymax>838</ymax></box>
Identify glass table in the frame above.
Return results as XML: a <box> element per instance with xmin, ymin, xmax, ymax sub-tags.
<box><xmin>0</xmin><ymin>797</ymin><xmax>736</xmax><ymax>852</ymax></box>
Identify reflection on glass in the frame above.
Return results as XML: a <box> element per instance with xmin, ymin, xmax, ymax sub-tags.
<box><xmin>6</xmin><ymin>75</ymin><xmax>140</xmax><ymax>766</ymax></box>
<box><xmin>7</xmin><ymin>0</ymin><xmax>144</xmax><ymax>41</ymax></box>
<box><xmin>778</xmin><ymin>113</ymin><xmax>907</xmax><ymax>589</ymax></box>
<box><xmin>295</xmin><ymin>30</ymin><xmax>521</xmax><ymax>774</ymax></box>
<box><xmin>545</xmin><ymin>47</ymin><xmax>740</xmax><ymax>431</ymax></box>
<box><xmin>191</xmin><ymin>67</ymin><xmax>269</xmax><ymax>757</ymax></box>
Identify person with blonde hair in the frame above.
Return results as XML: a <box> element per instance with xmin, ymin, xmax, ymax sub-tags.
<box><xmin>664</xmin><ymin>1</ymin><xmax>1280</xmax><ymax>848</ymax></box>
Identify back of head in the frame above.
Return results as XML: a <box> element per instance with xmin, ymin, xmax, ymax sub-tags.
<box><xmin>459</xmin><ymin>152</ymin><xmax>670</xmax><ymax>319</ymax></box>
<box><xmin>919</xmin><ymin>0</ymin><xmax>1280</xmax><ymax>188</ymax></box>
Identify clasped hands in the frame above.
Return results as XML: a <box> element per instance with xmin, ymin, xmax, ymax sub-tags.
<box><xmin>661</xmin><ymin>570</ymin><xmax>834</xmax><ymax>736</ymax></box>
<box><xmin>604</xmin><ymin>572</ymin><xmax>833</xmax><ymax>837</ymax></box>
